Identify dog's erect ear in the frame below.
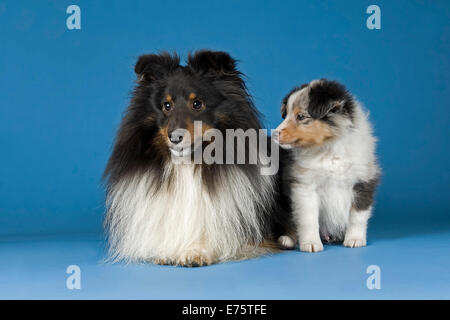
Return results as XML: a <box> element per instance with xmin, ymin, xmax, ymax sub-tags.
<box><xmin>327</xmin><ymin>100</ymin><xmax>346</xmax><ymax>114</ymax></box>
<box><xmin>134</xmin><ymin>52</ymin><xmax>180</xmax><ymax>82</ymax></box>
<box><xmin>187</xmin><ymin>50</ymin><xmax>238</xmax><ymax>75</ymax></box>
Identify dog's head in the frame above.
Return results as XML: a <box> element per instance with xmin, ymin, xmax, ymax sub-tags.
<box><xmin>105</xmin><ymin>50</ymin><xmax>261</xmax><ymax>183</ymax></box>
<box><xmin>132</xmin><ymin>50</ymin><xmax>260</xmax><ymax>158</ymax></box>
<box><xmin>274</xmin><ymin>79</ymin><xmax>355</xmax><ymax>149</ymax></box>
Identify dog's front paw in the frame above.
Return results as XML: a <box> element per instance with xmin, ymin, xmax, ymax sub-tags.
<box><xmin>153</xmin><ymin>258</ymin><xmax>173</xmax><ymax>265</ymax></box>
<box><xmin>343</xmin><ymin>238</ymin><xmax>367</xmax><ymax>248</ymax></box>
<box><xmin>176</xmin><ymin>249</ymin><xmax>213</xmax><ymax>267</ymax></box>
<box><xmin>299</xmin><ymin>241</ymin><xmax>323</xmax><ymax>253</ymax></box>
<box><xmin>277</xmin><ymin>235</ymin><xmax>296</xmax><ymax>249</ymax></box>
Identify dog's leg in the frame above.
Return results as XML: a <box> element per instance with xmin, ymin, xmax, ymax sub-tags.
<box><xmin>343</xmin><ymin>207</ymin><xmax>371</xmax><ymax>248</ymax></box>
<box><xmin>293</xmin><ymin>187</ymin><xmax>323</xmax><ymax>253</ymax></box>
<box><xmin>345</xmin><ymin>178</ymin><xmax>377</xmax><ymax>248</ymax></box>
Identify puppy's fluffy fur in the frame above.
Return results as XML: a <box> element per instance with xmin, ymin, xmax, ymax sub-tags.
<box><xmin>275</xmin><ymin>79</ymin><xmax>380</xmax><ymax>252</ymax></box>
<box><xmin>104</xmin><ymin>50</ymin><xmax>290</xmax><ymax>266</ymax></box>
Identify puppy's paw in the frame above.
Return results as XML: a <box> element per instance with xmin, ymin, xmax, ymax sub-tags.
<box><xmin>277</xmin><ymin>235</ymin><xmax>296</xmax><ymax>249</ymax></box>
<box><xmin>299</xmin><ymin>241</ymin><xmax>324</xmax><ymax>253</ymax></box>
<box><xmin>343</xmin><ymin>238</ymin><xmax>366</xmax><ymax>248</ymax></box>
<box><xmin>176</xmin><ymin>249</ymin><xmax>213</xmax><ymax>267</ymax></box>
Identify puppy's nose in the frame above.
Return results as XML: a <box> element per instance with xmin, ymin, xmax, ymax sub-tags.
<box><xmin>168</xmin><ymin>130</ymin><xmax>184</xmax><ymax>144</ymax></box>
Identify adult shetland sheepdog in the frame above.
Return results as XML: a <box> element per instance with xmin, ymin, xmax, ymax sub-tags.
<box><xmin>274</xmin><ymin>79</ymin><xmax>380</xmax><ymax>252</ymax></box>
<box><xmin>104</xmin><ymin>50</ymin><xmax>290</xmax><ymax>266</ymax></box>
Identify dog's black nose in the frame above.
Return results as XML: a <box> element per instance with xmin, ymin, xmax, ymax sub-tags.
<box><xmin>168</xmin><ymin>130</ymin><xmax>184</xmax><ymax>144</ymax></box>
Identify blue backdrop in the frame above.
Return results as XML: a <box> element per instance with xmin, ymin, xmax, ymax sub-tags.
<box><xmin>0</xmin><ymin>0</ymin><xmax>449</xmax><ymax>236</ymax></box>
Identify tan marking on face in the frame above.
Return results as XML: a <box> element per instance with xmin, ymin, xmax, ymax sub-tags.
<box><xmin>188</xmin><ymin>92</ymin><xmax>206</xmax><ymax>112</ymax></box>
<box><xmin>278</xmin><ymin>118</ymin><xmax>334</xmax><ymax>148</ymax></box>
<box><xmin>216</xmin><ymin>112</ymin><xmax>230</xmax><ymax>126</ymax></box>
<box><xmin>185</xmin><ymin>120</ymin><xmax>195</xmax><ymax>139</ymax></box>
<box><xmin>185</xmin><ymin>119</ymin><xmax>213</xmax><ymax>140</ymax></box>
<box><xmin>166</xmin><ymin>95</ymin><xmax>173</xmax><ymax>103</ymax></box>
<box><xmin>291</xmin><ymin>105</ymin><xmax>303</xmax><ymax>116</ymax></box>
<box><xmin>201</xmin><ymin>123</ymin><xmax>213</xmax><ymax>134</ymax></box>
<box><xmin>151</xmin><ymin>126</ymin><xmax>171</xmax><ymax>155</ymax></box>
<box><xmin>144</xmin><ymin>114</ymin><xmax>156</xmax><ymax>125</ymax></box>
<box><xmin>277</xmin><ymin>89</ymin><xmax>333</xmax><ymax>147</ymax></box>
<box><xmin>159</xmin><ymin>126</ymin><xmax>168</xmax><ymax>137</ymax></box>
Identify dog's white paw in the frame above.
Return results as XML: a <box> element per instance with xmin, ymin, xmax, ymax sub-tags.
<box><xmin>175</xmin><ymin>248</ymin><xmax>213</xmax><ymax>267</ymax></box>
<box><xmin>343</xmin><ymin>238</ymin><xmax>367</xmax><ymax>248</ymax></box>
<box><xmin>299</xmin><ymin>241</ymin><xmax>323</xmax><ymax>253</ymax></box>
<box><xmin>277</xmin><ymin>235</ymin><xmax>295</xmax><ymax>249</ymax></box>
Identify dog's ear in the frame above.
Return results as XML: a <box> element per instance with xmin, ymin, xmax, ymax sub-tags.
<box><xmin>135</xmin><ymin>52</ymin><xmax>180</xmax><ymax>82</ymax></box>
<box><xmin>327</xmin><ymin>100</ymin><xmax>346</xmax><ymax>114</ymax></box>
<box><xmin>187</xmin><ymin>50</ymin><xmax>238</xmax><ymax>75</ymax></box>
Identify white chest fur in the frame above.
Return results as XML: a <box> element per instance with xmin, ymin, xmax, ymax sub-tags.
<box><xmin>292</xmin><ymin>152</ymin><xmax>356</xmax><ymax>238</ymax></box>
<box><xmin>105</xmin><ymin>164</ymin><xmax>275</xmax><ymax>263</ymax></box>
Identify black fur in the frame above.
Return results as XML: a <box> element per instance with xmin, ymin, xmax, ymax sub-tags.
<box><xmin>353</xmin><ymin>176</ymin><xmax>380</xmax><ymax>211</ymax></box>
<box><xmin>308</xmin><ymin>79</ymin><xmax>356</xmax><ymax>124</ymax></box>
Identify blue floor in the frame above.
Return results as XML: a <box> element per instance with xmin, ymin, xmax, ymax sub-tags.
<box><xmin>1</xmin><ymin>218</ymin><xmax>449</xmax><ymax>300</ymax></box>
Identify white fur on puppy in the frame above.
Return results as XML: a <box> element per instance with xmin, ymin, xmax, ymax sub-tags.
<box><xmin>275</xmin><ymin>79</ymin><xmax>380</xmax><ymax>252</ymax></box>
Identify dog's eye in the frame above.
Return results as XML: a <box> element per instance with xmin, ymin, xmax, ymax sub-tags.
<box><xmin>192</xmin><ymin>99</ymin><xmax>203</xmax><ymax>110</ymax></box>
<box><xmin>296</xmin><ymin>114</ymin><xmax>305</xmax><ymax>121</ymax></box>
<box><xmin>162</xmin><ymin>101</ymin><xmax>172</xmax><ymax>111</ymax></box>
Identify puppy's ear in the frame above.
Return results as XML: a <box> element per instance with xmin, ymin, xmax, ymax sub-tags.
<box><xmin>135</xmin><ymin>52</ymin><xmax>180</xmax><ymax>82</ymax></box>
<box><xmin>327</xmin><ymin>100</ymin><xmax>346</xmax><ymax>114</ymax></box>
<box><xmin>187</xmin><ymin>50</ymin><xmax>238</xmax><ymax>75</ymax></box>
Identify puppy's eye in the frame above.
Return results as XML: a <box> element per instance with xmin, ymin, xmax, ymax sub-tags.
<box><xmin>162</xmin><ymin>101</ymin><xmax>172</xmax><ymax>111</ymax></box>
<box><xmin>296</xmin><ymin>114</ymin><xmax>305</xmax><ymax>121</ymax></box>
<box><xmin>192</xmin><ymin>99</ymin><xmax>203</xmax><ymax>110</ymax></box>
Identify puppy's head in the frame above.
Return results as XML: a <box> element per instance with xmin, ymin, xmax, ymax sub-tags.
<box><xmin>133</xmin><ymin>50</ymin><xmax>258</xmax><ymax>158</ymax></box>
<box><xmin>274</xmin><ymin>79</ymin><xmax>355</xmax><ymax>149</ymax></box>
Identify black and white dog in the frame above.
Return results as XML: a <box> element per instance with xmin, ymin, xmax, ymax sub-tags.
<box><xmin>104</xmin><ymin>50</ymin><xmax>291</xmax><ymax>266</ymax></box>
<box><xmin>274</xmin><ymin>79</ymin><xmax>380</xmax><ymax>252</ymax></box>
